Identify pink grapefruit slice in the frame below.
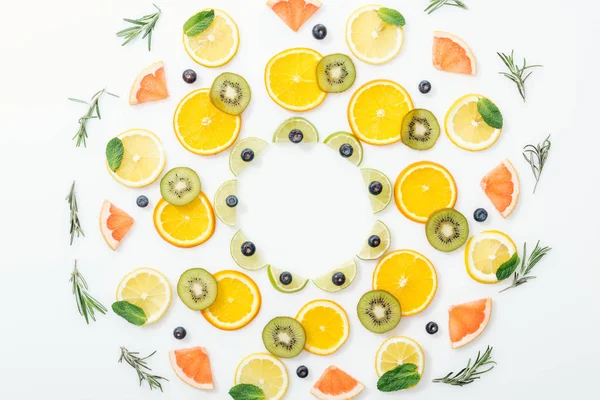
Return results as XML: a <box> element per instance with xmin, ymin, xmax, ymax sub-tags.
<box><xmin>267</xmin><ymin>0</ymin><xmax>322</xmax><ymax>32</ymax></box>
<box><xmin>310</xmin><ymin>366</ymin><xmax>365</xmax><ymax>399</ymax></box>
<box><xmin>99</xmin><ymin>200</ymin><xmax>134</xmax><ymax>250</ymax></box>
<box><xmin>449</xmin><ymin>298</ymin><xmax>492</xmax><ymax>349</ymax></box>
<box><xmin>169</xmin><ymin>347</ymin><xmax>214</xmax><ymax>390</ymax></box>
<box><xmin>433</xmin><ymin>31</ymin><xmax>477</xmax><ymax>75</ymax></box>
<box><xmin>129</xmin><ymin>61</ymin><xmax>169</xmax><ymax>105</ymax></box>
<box><xmin>481</xmin><ymin>159</ymin><xmax>520</xmax><ymax>218</ymax></box>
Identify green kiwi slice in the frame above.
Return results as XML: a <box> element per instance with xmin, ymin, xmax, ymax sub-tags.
<box><xmin>401</xmin><ymin>109</ymin><xmax>440</xmax><ymax>150</ymax></box>
<box><xmin>357</xmin><ymin>290</ymin><xmax>401</xmax><ymax>334</ymax></box>
<box><xmin>210</xmin><ymin>72</ymin><xmax>251</xmax><ymax>116</ymax></box>
<box><xmin>316</xmin><ymin>54</ymin><xmax>357</xmax><ymax>93</ymax></box>
<box><xmin>160</xmin><ymin>167</ymin><xmax>201</xmax><ymax>206</ymax></box>
<box><xmin>425</xmin><ymin>208</ymin><xmax>469</xmax><ymax>252</ymax></box>
<box><xmin>177</xmin><ymin>268</ymin><xmax>217</xmax><ymax>311</ymax></box>
<box><xmin>262</xmin><ymin>316</ymin><xmax>306</xmax><ymax>358</ymax></box>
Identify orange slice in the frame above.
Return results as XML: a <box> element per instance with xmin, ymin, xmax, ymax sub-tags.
<box><xmin>311</xmin><ymin>366</ymin><xmax>365</xmax><ymax>400</ymax></box>
<box><xmin>348</xmin><ymin>80</ymin><xmax>414</xmax><ymax>145</ymax></box>
<box><xmin>449</xmin><ymin>298</ymin><xmax>492</xmax><ymax>349</ymax></box>
<box><xmin>481</xmin><ymin>159</ymin><xmax>520</xmax><ymax>218</ymax></box>
<box><xmin>373</xmin><ymin>250</ymin><xmax>437</xmax><ymax>316</ymax></box>
<box><xmin>433</xmin><ymin>31</ymin><xmax>476</xmax><ymax>75</ymax></box>
<box><xmin>129</xmin><ymin>61</ymin><xmax>168</xmax><ymax>105</ymax></box>
<box><xmin>267</xmin><ymin>0</ymin><xmax>322</xmax><ymax>32</ymax></box>
<box><xmin>296</xmin><ymin>300</ymin><xmax>349</xmax><ymax>356</ymax></box>
<box><xmin>183</xmin><ymin>9</ymin><xmax>239</xmax><ymax>67</ymax></box>
<box><xmin>99</xmin><ymin>200</ymin><xmax>134</xmax><ymax>250</ymax></box>
<box><xmin>153</xmin><ymin>193</ymin><xmax>215</xmax><ymax>248</ymax></box>
<box><xmin>202</xmin><ymin>270</ymin><xmax>261</xmax><ymax>330</ymax></box>
<box><xmin>169</xmin><ymin>347</ymin><xmax>214</xmax><ymax>390</ymax></box>
<box><xmin>394</xmin><ymin>161</ymin><xmax>457</xmax><ymax>223</ymax></box>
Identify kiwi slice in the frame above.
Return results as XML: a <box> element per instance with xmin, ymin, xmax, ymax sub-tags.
<box><xmin>210</xmin><ymin>72</ymin><xmax>251</xmax><ymax>116</ymax></box>
<box><xmin>357</xmin><ymin>290</ymin><xmax>401</xmax><ymax>334</ymax></box>
<box><xmin>262</xmin><ymin>316</ymin><xmax>306</xmax><ymax>358</ymax></box>
<box><xmin>401</xmin><ymin>109</ymin><xmax>441</xmax><ymax>150</ymax></box>
<box><xmin>425</xmin><ymin>208</ymin><xmax>469</xmax><ymax>252</ymax></box>
<box><xmin>177</xmin><ymin>268</ymin><xmax>217</xmax><ymax>311</ymax></box>
<box><xmin>316</xmin><ymin>54</ymin><xmax>356</xmax><ymax>93</ymax></box>
<box><xmin>160</xmin><ymin>167</ymin><xmax>201</xmax><ymax>206</ymax></box>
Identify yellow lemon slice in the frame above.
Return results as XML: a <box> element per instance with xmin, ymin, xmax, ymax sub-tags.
<box><xmin>116</xmin><ymin>267</ymin><xmax>171</xmax><ymax>325</ymax></box>
<box><xmin>375</xmin><ymin>336</ymin><xmax>425</xmax><ymax>378</ymax></box>
<box><xmin>234</xmin><ymin>353</ymin><xmax>288</xmax><ymax>400</ymax></box>
<box><xmin>445</xmin><ymin>94</ymin><xmax>502</xmax><ymax>151</ymax></box>
<box><xmin>183</xmin><ymin>9</ymin><xmax>239</xmax><ymax>67</ymax></box>
<box><xmin>465</xmin><ymin>230</ymin><xmax>517</xmax><ymax>283</ymax></box>
<box><xmin>296</xmin><ymin>299</ymin><xmax>349</xmax><ymax>356</ymax></box>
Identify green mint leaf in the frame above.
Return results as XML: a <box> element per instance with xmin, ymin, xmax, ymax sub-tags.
<box><xmin>229</xmin><ymin>384</ymin><xmax>265</xmax><ymax>400</ymax></box>
<box><xmin>495</xmin><ymin>252</ymin><xmax>521</xmax><ymax>281</ymax></box>
<box><xmin>477</xmin><ymin>98</ymin><xmax>503</xmax><ymax>129</ymax></box>
<box><xmin>106</xmin><ymin>137</ymin><xmax>124</xmax><ymax>172</ymax></box>
<box><xmin>377</xmin><ymin>7</ymin><xmax>406</xmax><ymax>27</ymax></box>
<box><xmin>377</xmin><ymin>363</ymin><xmax>421</xmax><ymax>392</ymax></box>
<box><xmin>112</xmin><ymin>301</ymin><xmax>147</xmax><ymax>326</ymax></box>
<box><xmin>184</xmin><ymin>9</ymin><xmax>215</xmax><ymax>37</ymax></box>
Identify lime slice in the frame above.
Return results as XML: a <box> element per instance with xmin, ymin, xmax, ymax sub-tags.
<box><xmin>357</xmin><ymin>220</ymin><xmax>391</xmax><ymax>260</ymax></box>
<box><xmin>273</xmin><ymin>117</ymin><xmax>319</xmax><ymax>143</ymax></box>
<box><xmin>230</xmin><ymin>230</ymin><xmax>268</xmax><ymax>270</ymax></box>
<box><xmin>361</xmin><ymin>168</ymin><xmax>392</xmax><ymax>213</ymax></box>
<box><xmin>267</xmin><ymin>265</ymin><xmax>308</xmax><ymax>293</ymax></box>
<box><xmin>323</xmin><ymin>132</ymin><xmax>363</xmax><ymax>166</ymax></box>
<box><xmin>214</xmin><ymin>180</ymin><xmax>238</xmax><ymax>227</ymax></box>
<box><xmin>312</xmin><ymin>259</ymin><xmax>357</xmax><ymax>292</ymax></box>
<box><xmin>229</xmin><ymin>137</ymin><xmax>268</xmax><ymax>176</ymax></box>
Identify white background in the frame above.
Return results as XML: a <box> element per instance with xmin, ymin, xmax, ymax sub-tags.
<box><xmin>0</xmin><ymin>0</ymin><xmax>597</xmax><ymax>398</ymax></box>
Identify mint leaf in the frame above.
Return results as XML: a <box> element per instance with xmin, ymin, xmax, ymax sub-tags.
<box><xmin>477</xmin><ymin>98</ymin><xmax>503</xmax><ymax>129</ymax></box>
<box><xmin>184</xmin><ymin>9</ymin><xmax>215</xmax><ymax>37</ymax></box>
<box><xmin>229</xmin><ymin>384</ymin><xmax>265</xmax><ymax>400</ymax></box>
<box><xmin>112</xmin><ymin>301</ymin><xmax>147</xmax><ymax>326</ymax></box>
<box><xmin>106</xmin><ymin>137</ymin><xmax>124</xmax><ymax>172</ymax></box>
<box><xmin>377</xmin><ymin>363</ymin><xmax>421</xmax><ymax>392</ymax></box>
<box><xmin>377</xmin><ymin>7</ymin><xmax>406</xmax><ymax>27</ymax></box>
<box><xmin>495</xmin><ymin>251</ymin><xmax>520</xmax><ymax>281</ymax></box>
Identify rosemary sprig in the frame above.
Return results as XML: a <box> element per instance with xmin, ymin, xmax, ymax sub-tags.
<box><xmin>66</xmin><ymin>181</ymin><xmax>84</xmax><ymax>245</ymax></box>
<box><xmin>425</xmin><ymin>0</ymin><xmax>468</xmax><ymax>14</ymax></box>
<box><xmin>116</xmin><ymin>4</ymin><xmax>162</xmax><ymax>51</ymax></box>
<box><xmin>69</xmin><ymin>88</ymin><xmax>118</xmax><ymax>147</ymax></box>
<box><xmin>498</xmin><ymin>50</ymin><xmax>542</xmax><ymax>102</ymax></box>
<box><xmin>119</xmin><ymin>347</ymin><xmax>168</xmax><ymax>391</ymax></box>
<box><xmin>523</xmin><ymin>135</ymin><xmax>551</xmax><ymax>193</ymax></box>
<box><xmin>70</xmin><ymin>260</ymin><xmax>107</xmax><ymax>324</ymax></box>
<box><xmin>500</xmin><ymin>241</ymin><xmax>551</xmax><ymax>292</ymax></box>
<box><xmin>433</xmin><ymin>346</ymin><xmax>495</xmax><ymax>386</ymax></box>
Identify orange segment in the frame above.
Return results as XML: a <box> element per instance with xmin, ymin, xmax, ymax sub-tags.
<box><xmin>169</xmin><ymin>347</ymin><xmax>214</xmax><ymax>390</ymax></box>
<box><xmin>449</xmin><ymin>298</ymin><xmax>492</xmax><ymax>348</ymax></box>
<box><xmin>433</xmin><ymin>31</ymin><xmax>476</xmax><ymax>75</ymax></box>
<box><xmin>310</xmin><ymin>366</ymin><xmax>365</xmax><ymax>400</ymax></box>
<box><xmin>481</xmin><ymin>159</ymin><xmax>520</xmax><ymax>218</ymax></box>
<box><xmin>129</xmin><ymin>61</ymin><xmax>169</xmax><ymax>105</ymax></box>
<box><xmin>373</xmin><ymin>250</ymin><xmax>437</xmax><ymax>316</ymax></box>
<box><xmin>99</xmin><ymin>200</ymin><xmax>134</xmax><ymax>250</ymax></box>
<box><xmin>296</xmin><ymin>300</ymin><xmax>349</xmax><ymax>356</ymax></box>
<box><xmin>267</xmin><ymin>0</ymin><xmax>322</xmax><ymax>32</ymax></box>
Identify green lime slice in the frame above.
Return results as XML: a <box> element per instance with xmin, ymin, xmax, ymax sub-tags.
<box><xmin>323</xmin><ymin>132</ymin><xmax>363</xmax><ymax>166</ymax></box>
<box><xmin>214</xmin><ymin>180</ymin><xmax>237</xmax><ymax>227</ymax></box>
<box><xmin>229</xmin><ymin>137</ymin><xmax>268</xmax><ymax>176</ymax></box>
<box><xmin>230</xmin><ymin>230</ymin><xmax>268</xmax><ymax>270</ymax></box>
<box><xmin>273</xmin><ymin>117</ymin><xmax>319</xmax><ymax>143</ymax></box>
<box><xmin>357</xmin><ymin>220</ymin><xmax>391</xmax><ymax>260</ymax></box>
<box><xmin>312</xmin><ymin>259</ymin><xmax>357</xmax><ymax>292</ymax></box>
<box><xmin>267</xmin><ymin>265</ymin><xmax>308</xmax><ymax>293</ymax></box>
<box><xmin>361</xmin><ymin>168</ymin><xmax>392</xmax><ymax>213</ymax></box>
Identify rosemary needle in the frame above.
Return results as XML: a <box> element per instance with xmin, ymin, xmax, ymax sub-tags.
<box><xmin>66</xmin><ymin>180</ymin><xmax>84</xmax><ymax>245</ymax></box>
<box><xmin>69</xmin><ymin>88</ymin><xmax>118</xmax><ymax>147</ymax></box>
<box><xmin>425</xmin><ymin>0</ymin><xmax>468</xmax><ymax>14</ymax></box>
<box><xmin>70</xmin><ymin>260</ymin><xmax>107</xmax><ymax>324</ymax></box>
<box><xmin>433</xmin><ymin>346</ymin><xmax>496</xmax><ymax>386</ymax></box>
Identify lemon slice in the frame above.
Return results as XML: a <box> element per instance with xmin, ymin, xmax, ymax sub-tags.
<box><xmin>465</xmin><ymin>230</ymin><xmax>517</xmax><ymax>283</ymax></box>
<box><xmin>323</xmin><ymin>132</ymin><xmax>363</xmax><ymax>166</ymax></box>
<box><xmin>445</xmin><ymin>94</ymin><xmax>503</xmax><ymax>151</ymax></box>
<box><xmin>357</xmin><ymin>220</ymin><xmax>391</xmax><ymax>260</ymax></box>
<box><xmin>235</xmin><ymin>353</ymin><xmax>288</xmax><ymax>400</ymax></box>
<box><xmin>375</xmin><ymin>336</ymin><xmax>425</xmax><ymax>378</ymax></box>
<box><xmin>214</xmin><ymin>180</ymin><xmax>237</xmax><ymax>227</ymax></box>
<box><xmin>273</xmin><ymin>117</ymin><xmax>319</xmax><ymax>143</ymax></box>
<box><xmin>107</xmin><ymin>129</ymin><xmax>165</xmax><ymax>188</ymax></box>
<box><xmin>230</xmin><ymin>230</ymin><xmax>268</xmax><ymax>270</ymax></box>
<box><xmin>346</xmin><ymin>5</ymin><xmax>404</xmax><ymax>65</ymax></box>
<box><xmin>183</xmin><ymin>9</ymin><xmax>239</xmax><ymax>67</ymax></box>
<box><xmin>361</xmin><ymin>168</ymin><xmax>392</xmax><ymax>213</ymax></box>
<box><xmin>116</xmin><ymin>267</ymin><xmax>172</xmax><ymax>325</ymax></box>
<box><xmin>229</xmin><ymin>137</ymin><xmax>268</xmax><ymax>176</ymax></box>
<box><xmin>312</xmin><ymin>259</ymin><xmax>357</xmax><ymax>292</ymax></box>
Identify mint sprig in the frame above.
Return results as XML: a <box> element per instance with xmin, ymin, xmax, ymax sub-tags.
<box><xmin>229</xmin><ymin>384</ymin><xmax>265</xmax><ymax>400</ymax></box>
<box><xmin>106</xmin><ymin>137</ymin><xmax>124</xmax><ymax>171</ymax></box>
<box><xmin>495</xmin><ymin>252</ymin><xmax>520</xmax><ymax>281</ymax></box>
<box><xmin>112</xmin><ymin>301</ymin><xmax>147</xmax><ymax>326</ymax></box>
<box><xmin>184</xmin><ymin>9</ymin><xmax>215</xmax><ymax>37</ymax></box>
<box><xmin>377</xmin><ymin>7</ymin><xmax>406</xmax><ymax>27</ymax></box>
<box><xmin>377</xmin><ymin>363</ymin><xmax>421</xmax><ymax>392</ymax></box>
<box><xmin>477</xmin><ymin>98</ymin><xmax>503</xmax><ymax>129</ymax></box>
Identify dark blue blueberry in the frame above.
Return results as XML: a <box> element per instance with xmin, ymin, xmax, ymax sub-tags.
<box><xmin>368</xmin><ymin>235</ymin><xmax>381</xmax><ymax>248</ymax></box>
<box><xmin>226</xmin><ymin>195</ymin><xmax>238</xmax><ymax>208</ymax></box>
<box><xmin>241</xmin><ymin>241</ymin><xmax>256</xmax><ymax>257</ymax></box>
<box><xmin>182</xmin><ymin>69</ymin><xmax>197</xmax><ymax>84</ymax></box>
<box><xmin>289</xmin><ymin>129</ymin><xmax>304</xmax><ymax>143</ymax></box>
<box><xmin>136</xmin><ymin>195</ymin><xmax>149</xmax><ymax>208</ymax></box>
<box><xmin>279</xmin><ymin>272</ymin><xmax>293</xmax><ymax>286</ymax></box>
<box><xmin>473</xmin><ymin>208</ymin><xmax>488</xmax><ymax>222</ymax></box>
<box><xmin>419</xmin><ymin>80</ymin><xmax>431</xmax><ymax>94</ymax></box>
<box><xmin>339</xmin><ymin>143</ymin><xmax>354</xmax><ymax>158</ymax></box>
<box><xmin>296</xmin><ymin>365</ymin><xmax>309</xmax><ymax>378</ymax></box>
<box><xmin>332</xmin><ymin>272</ymin><xmax>346</xmax><ymax>286</ymax></box>
<box><xmin>241</xmin><ymin>148</ymin><xmax>254</xmax><ymax>162</ymax></box>
<box><xmin>173</xmin><ymin>326</ymin><xmax>187</xmax><ymax>339</ymax></box>
<box><xmin>369</xmin><ymin>181</ymin><xmax>383</xmax><ymax>195</ymax></box>
<box><xmin>426</xmin><ymin>321</ymin><xmax>438</xmax><ymax>335</ymax></box>
<box><xmin>312</xmin><ymin>24</ymin><xmax>327</xmax><ymax>40</ymax></box>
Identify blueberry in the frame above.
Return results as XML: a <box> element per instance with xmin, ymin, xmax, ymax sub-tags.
<box><xmin>279</xmin><ymin>272</ymin><xmax>293</xmax><ymax>286</ymax></box>
<box><xmin>426</xmin><ymin>321</ymin><xmax>438</xmax><ymax>335</ymax></box>
<box><xmin>419</xmin><ymin>80</ymin><xmax>431</xmax><ymax>94</ymax></box>
<box><xmin>182</xmin><ymin>69</ymin><xmax>197</xmax><ymax>84</ymax></box>
<box><xmin>173</xmin><ymin>327</ymin><xmax>187</xmax><ymax>339</ymax></box>
<box><xmin>332</xmin><ymin>272</ymin><xmax>346</xmax><ymax>286</ymax></box>
<box><xmin>312</xmin><ymin>24</ymin><xmax>327</xmax><ymax>40</ymax></box>
<box><xmin>241</xmin><ymin>148</ymin><xmax>254</xmax><ymax>162</ymax></box>
<box><xmin>473</xmin><ymin>208</ymin><xmax>488</xmax><ymax>222</ymax></box>
<box><xmin>136</xmin><ymin>195</ymin><xmax>149</xmax><ymax>208</ymax></box>
<box><xmin>289</xmin><ymin>129</ymin><xmax>304</xmax><ymax>143</ymax></box>
<box><xmin>369</xmin><ymin>181</ymin><xmax>383</xmax><ymax>195</ymax></box>
<box><xmin>368</xmin><ymin>235</ymin><xmax>381</xmax><ymax>248</ymax></box>
<box><xmin>226</xmin><ymin>195</ymin><xmax>238</xmax><ymax>208</ymax></box>
<box><xmin>241</xmin><ymin>241</ymin><xmax>256</xmax><ymax>257</ymax></box>
<box><xmin>296</xmin><ymin>365</ymin><xmax>309</xmax><ymax>378</ymax></box>
<box><xmin>339</xmin><ymin>143</ymin><xmax>354</xmax><ymax>158</ymax></box>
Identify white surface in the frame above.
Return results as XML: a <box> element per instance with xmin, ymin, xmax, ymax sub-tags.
<box><xmin>0</xmin><ymin>0</ymin><xmax>597</xmax><ymax>398</ymax></box>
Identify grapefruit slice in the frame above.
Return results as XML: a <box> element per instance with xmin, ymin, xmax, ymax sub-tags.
<box><xmin>433</xmin><ymin>31</ymin><xmax>476</xmax><ymax>75</ymax></box>
<box><xmin>311</xmin><ymin>366</ymin><xmax>365</xmax><ymax>400</ymax></box>
<box><xmin>267</xmin><ymin>0</ymin><xmax>322</xmax><ymax>32</ymax></box>
<box><xmin>481</xmin><ymin>159</ymin><xmax>520</xmax><ymax>218</ymax></box>
<box><xmin>449</xmin><ymin>298</ymin><xmax>492</xmax><ymax>349</ymax></box>
<box><xmin>169</xmin><ymin>347</ymin><xmax>214</xmax><ymax>390</ymax></box>
<box><xmin>99</xmin><ymin>200</ymin><xmax>134</xmax><ymax>250</ymax></box>
<box><xmin>129</xmin><ymin>61</ymin><xmax>169</xmax><ymax>105</ymax></box>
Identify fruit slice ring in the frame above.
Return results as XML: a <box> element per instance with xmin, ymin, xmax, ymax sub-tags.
<box><xmin>296</xmin><ymin>299</ymin><xmax>349</xmax><ymax>355</ymax></box>
<box><xmin>234</xmin><ymin>353</ymin><xmax>289</xmax><ymax>400</ymax></box>
<box><xmin>375</xmin><ymin>336</ymin><xmax>425</xmax><ymax>378</ymax></box>
<box><xmin>465</xmin><ymin>230</ymin><xmax>517</xmax><ymax>283</ymax></box>
<box><xmin>183</xmin><ymin>9</ymin><xmax>239</xmax><ymax>67</ymax></box>
<box><xmin>445</xmin><ymin>94</ymin><xmax>502</xmax><ymax>151</ymax></box>
<box><xmin>116</xmin><ymin>267</ymin><xmax>172</xmax><ymax>325</ymax></box>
